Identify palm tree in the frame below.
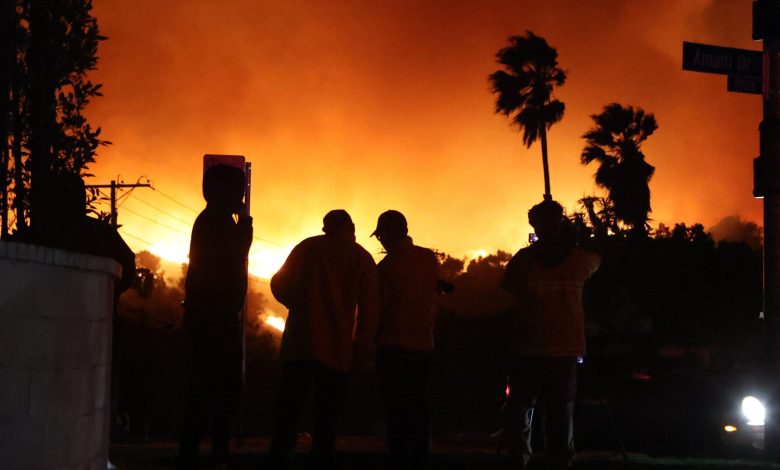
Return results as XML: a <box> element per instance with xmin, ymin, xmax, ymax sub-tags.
<box><xmin>581</xmin><ymin>103</ymin><xmax>657</xmax><ymax>237</ymax></box>
<box><xmin>578</xmin><ymin>195</ymin><xmax>619</xmax><ymax>239</ymax></box>
<box><xmin>489</xmin><ymin>31</ymin><xmax>566</xmax><ymax>201</ymax></box>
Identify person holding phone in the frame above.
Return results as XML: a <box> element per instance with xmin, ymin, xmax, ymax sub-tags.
<box><xmin>179</xmin><ymin>164</ymin><xmax>253</xmax><ymax>467</ymax></box>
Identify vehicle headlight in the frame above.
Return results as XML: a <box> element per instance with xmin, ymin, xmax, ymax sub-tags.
<box><xmin>742</xmin><ymin>396</ymin><xmax>766</xmax><ymax>425</ymax></box>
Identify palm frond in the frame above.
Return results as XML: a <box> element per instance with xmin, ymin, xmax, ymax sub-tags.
<box><xmin>581</xmin><ymin>145</ymin><xmax>608</xmax><ymax>164</ymax></box>
<box><xmin>542</xmin><ymin>100</ymin><xmax>565</xmax><ymax>129</ymax></box>
<box><xmin>488</xmin><ymin>70</ymin><xmax>527</xmax><ymax>114</ymax></box>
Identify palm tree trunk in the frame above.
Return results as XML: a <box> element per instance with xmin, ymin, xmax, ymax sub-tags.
<box><xmin>540</xmin><ymin>126</ymin><xmax>552</xmax><ymax>200</ymax></box>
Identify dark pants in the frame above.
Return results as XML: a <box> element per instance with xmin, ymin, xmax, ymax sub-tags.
<box><xmin>506</xmin><ymin>356</ymin><xmax>577</xmax><ymax>470</ymax></box>
<box><xmin>270</xmin><ymin>360</ymin><xmax>349</xmax><ymax>467</ymax></box>
<box><xmin>376</xmin><ymin>345</ymin><xmax>432</xmax><ymax>469</ymax></box>
<box><xmin>179</xmin><ymin>322</ymin><xmax>242</xmax><ymax>463</ymax></box>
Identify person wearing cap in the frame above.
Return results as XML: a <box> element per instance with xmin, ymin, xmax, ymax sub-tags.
<box><xmin>179</xmin><ymin>164</ymin><xmax>253</xmax><ymax>466</ymax></box>
<box><xmin>269</xmin><ymin>209</ymin><xmax>380</xmax><ymax>468</ymax></box>
<box><xmin>372</xmin><ymin>210</ymin><xmax>440</xmax><ymax>469</ymax></box>
<box><xmin>500</xmin><ymin>199</ymin><xmax>600</xmax><ymax>470</ymax></box>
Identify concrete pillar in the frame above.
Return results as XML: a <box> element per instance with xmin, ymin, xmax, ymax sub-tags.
<box><xmin>0</xmin><ymin>241</ymin><xmax>120</xmax><ymax>470</ymax></box>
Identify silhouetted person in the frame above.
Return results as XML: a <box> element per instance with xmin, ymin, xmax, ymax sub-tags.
<box><xmin>501</xmin><ymin>200</ymin><xmax>600</xmax><ymax>470</ymax></box>
<box><xmin>23</xmin><ymin>173</ymin><xmax>136</xmax><ymax>458</ymax></box>
<box><xmin>26</xmin><ymin>173</ymin><xmax>135</xmax><ymax>295</ymax></box>
<box><xmin>270</xmin><ymin>210</ymin><xmax>379</xmax><ymax>469</ymax></box>
<box><xmin>372</xmin><ymin>210</ymin><xmax>439</xmax><ymax>469</ymax></box>
<box><xmin>179</xmin><ymin>164</ymin><xmax>252</xmax><ymax>467</ymax></box>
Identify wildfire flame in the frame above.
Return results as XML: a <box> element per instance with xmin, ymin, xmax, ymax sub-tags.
<box><xmin>264</xmin><ymin>314</ymin><xmax>286</xmax><ymax>333</ymax></box>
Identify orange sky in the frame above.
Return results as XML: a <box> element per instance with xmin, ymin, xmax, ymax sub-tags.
<box><xmin>86</xmin><ymin>0</ymin><xmax>764</xmax><ymax>278</ymax></box>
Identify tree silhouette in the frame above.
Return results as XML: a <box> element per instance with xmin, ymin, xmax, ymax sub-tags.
<box><xmin>1</xmin><ymin>0</ymin><xmax>107</xmax><ymax>238</ymax></box>
<box><xmin>581</xmin><ymin>103</ymin><xmax>657</xmax><ymax>237</ymax></box>
<box><xmin>489</xmin><ymin>31</ymin><xmax>566</xmax><ymax>201</ymax></box>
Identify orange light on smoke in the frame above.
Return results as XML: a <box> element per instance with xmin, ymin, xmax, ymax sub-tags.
<box><xmin>264</xmin><ymin>315</ymin><xmax>286</xmax><ymax>333</ymax></box>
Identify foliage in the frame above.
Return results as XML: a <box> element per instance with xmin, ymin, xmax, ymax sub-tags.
<box><xmin>121</xmin><ymin>252</ymin><xmax>269</xmax><ymax>331</ymax></box>
<box><xmin>438</xmin><ymin>250</ymin><xmax>514</xmax><ymax>317</ymax></box>
<box><xmin>581</xmin><ymin>103</ymin><xmax>657</xmax><ymax>237</ymax></box>
<box><xmin>489</xmin><ymin>31</ymin><xmax>566</xmax><ymax>200</ymax></box>
<box><xmin>1</xmin><ymin>0</ymin><xmax>108</xmax><ymax>236</ymax></box>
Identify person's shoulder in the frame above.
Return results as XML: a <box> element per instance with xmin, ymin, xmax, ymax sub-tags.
<box><xmin>570</xmin><ymin>246</ymin><xmax>601</xmax><ymax>268</ymax></box>
<box><xmin>292</xmin><ymin>235</ymin><xmax>323</xmax><ymax>253</ymax></box>
<box><xmin>411</xmin><ymin>243</ymin><xmax>435</xmax><ymax>256</ymax></box>
<box><xmin>349</xmin><ymin>242</ymin><xmax>375</xmax><ymax>268</ymax></box>
<box><xmin>301</xmin><ymin>234</ymin><xmax>324</xmax><ymax>245</ymax></box>
<box><xmin>570</xmin><ymin>245</ymin><xmax>598</xmax><ymax>259</ymax></box>
<box><xmin>353</xmin><ymin>241</ymin><xmax>373</xmax><ymax>257</ymax></box>
<box><xmin>410</xmin><ymin>244</ymin><xmax>438</xmax><ymax>264</ymax></box>
<box><xmin>191</xmin><ymin>207</ymin><xmax>218</xmax><ymax>228</ymax></box>
<box><xmin>513</xmin><ymin>245</ymin><xmax>536</xmax><ymax>260</ymax></box>
<box><xmin>505</xmin><ymin>245</ymin><xmax>536</xmax><ymax>270</ymax></box>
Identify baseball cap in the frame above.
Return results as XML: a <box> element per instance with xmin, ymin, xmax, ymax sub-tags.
<box><xmin>371</xmin><ymin>210</ymin><xmax>407</xmax><ymax>237</ymax></box>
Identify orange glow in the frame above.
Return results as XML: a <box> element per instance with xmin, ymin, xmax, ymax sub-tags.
<box><xmin>89</xmin><ymin>1</ymin><xmax>762</xmax><ymax>270</ymax></box>
<box><xmin>724</xmin><ymin>425</ymin><xmax>738</xmax><ymax>433</ymax></box>
<box><xmin>249</xmin><ymin>247</ymin><xmax>292</xmax><ymax>280</ymax></box>
<box><xmin>263</xmin><ymin>314</ymin><xmax>286</xmax><ymax>333</ymax></box>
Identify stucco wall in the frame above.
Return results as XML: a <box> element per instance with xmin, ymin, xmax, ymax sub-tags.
<box><xmin>0</xmin><ymin>241</ymin><xmax>121</xmax><ymax>470</ymax></box>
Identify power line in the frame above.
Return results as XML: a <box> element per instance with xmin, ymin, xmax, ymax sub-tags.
<box><xmin>85</xmin><ymin>179</ymin><xmax>152</xmax><ymax>227</ymax></box>
<box><xmin>254</xmin><ymin>235</ymin><xmax>286</xmax><ymax>247</ymax></box>
<box><xmin>128</xmin><ymin>184</ymin><xmax>288</xmax><ymax>249</ymax></box>
<box><xmin>119</xmin><ymin>230</ymin><xmax>155</xmax><ymax>248</ymax></box>
<box><xmin>152</xmin><ymin>187</ymin><xmax>199</xmax><ymax>214</ymax></box>
<box><xmin>121</xmin><ymin>205</ymin><xmax>190</xmax><ymax>236</ymax></box>
<box><xmin>129</xmin><ymin>194</ymin><xmax>193</xmax><ymax>226</ymax></box>
<box><xmin>149</xmin><ymin>189</ymin><xmax>286</xmax><ymax>248</ymax></box>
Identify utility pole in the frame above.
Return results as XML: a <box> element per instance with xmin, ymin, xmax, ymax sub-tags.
<box><xmin>85</xmin><ymin>180</ymin><xmax>152</xmax><ymax>227</ymax></box>
<box><xmin>754</xmin><ymin>0</ymin><xmax>780</xmax><ymax>457</ymax></box>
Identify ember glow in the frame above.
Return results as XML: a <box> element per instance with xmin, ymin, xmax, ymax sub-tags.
<box><xmin>89</xmin><ymin>0</ymin><xmax>762</xmax><ymax>274</ymax></box>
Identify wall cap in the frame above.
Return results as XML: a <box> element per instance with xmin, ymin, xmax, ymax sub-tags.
<box><xmin>0</xmin><ymin>241</ymin><xmax>122</xmax><ymax>279</ymax></box>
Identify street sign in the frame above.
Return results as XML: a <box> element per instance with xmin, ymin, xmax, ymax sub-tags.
<box><xmin>203</xmin><ymin>153</ymin><xmax>245</xmax><ymax>172</ymax></box>
<box><xmin>203</xmin><ymin>154</ymin><xmax>250</xmax><ymax>214</ymax></box>
<box><xmin>682</xmin><ymin>41</ymin><xmax>762</xmax><ymax>77</ymax></box>
<box><xmin>728</xmin><ymin>75</ymin><xmax>763</xmax><ymax>94</ymax></box>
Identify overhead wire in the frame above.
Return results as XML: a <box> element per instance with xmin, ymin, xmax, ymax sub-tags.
<box><xmin>144</xmin><ymin>188</ymin><xmax>287</xmax><ymax>248</ymax></box>
<box><xmin>117</xmin><ymin>188</ymin><xmax>283</xmax><ymax>283</ymax></box>
<box><xmin>119</xmin><ymin>230</ymin><xmax>155</xmax><ymax>248</ymax></box>
<box><xmin>128</xmin><ymin>194</ymin><xmax>193</xmax><ymax>226</ymax></box>
<box><xmin>121</xmin><ymin>205</ymin><xmax>190</xmax><ymax>236</ymax></box>
<box><xmin>151</xmin><ymin>187</ymin><xmax>199</xmax><ymax>214</ymax></box>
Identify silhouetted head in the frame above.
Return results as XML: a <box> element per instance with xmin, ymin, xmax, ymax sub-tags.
<box><xmin>203</xmin><ymin>164</ymin><xmax>245</xmax><ymax>213</ymax></box>
<box><xmin>55</xmin><ymin>173</ymin><xmax>88</xmax><ymax>219</ymax></box>
<box><xmin>372</xmin><ymin>210</ymin><xmax>408</xmax><ymax>252</ymax></box>
<box><xmin>38</xmin><ymin>173</ymin><xmax>87</xmax><ymax>226</ymax></box>
<box><xmin>322</xmin><ymin>209</ymin><xmax>355</xmax><ymax>235</ymax></box>
<box><xmin>528</xmin><ymin>199</ymin><xmax>564</xmax><ymax>241</ymax></box>
<box><xmin>32</xmin><ymin>173</ymin><xmax>87</xmax><ymax>246</ymax></box>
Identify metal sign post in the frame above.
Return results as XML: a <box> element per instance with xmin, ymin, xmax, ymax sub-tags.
<box><xmin>240</xmin><ymin>161</ymin><xmax>251</xmax><ymax>446</ymax></box>
<box><xmin>753</xmin><ymin>0</ymin><xmax>780</xmax><ymax>457</ymax></box>
<box><xmin>683</xmin><ymin>0</ymin><xmax>780</xmax><ymax>455</ymax></box>
<box><xmin>202</xmin><ymin>154</ymin><xmax>250</xmax><ymax>444</ymax></box>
